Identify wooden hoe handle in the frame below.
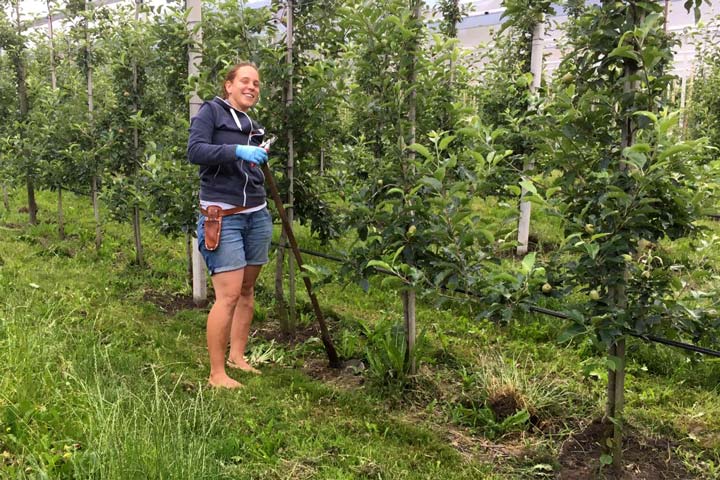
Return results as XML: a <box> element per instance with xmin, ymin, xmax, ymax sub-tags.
<box><xmin>261</xmin><ymin>163</ymin><xmax>342</xmax><ymax>368</ymax></box>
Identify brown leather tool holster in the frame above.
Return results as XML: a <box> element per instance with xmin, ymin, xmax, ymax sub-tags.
<box><xmin>201</xmin><ymin>205</ymin><xmax>248</xmax><ymax>251</ymax></box>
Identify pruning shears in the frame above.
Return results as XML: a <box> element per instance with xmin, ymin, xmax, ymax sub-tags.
<box><xmin>248</xmin><ymin>135</ymin><xmax>276</xmax><ymax>168</ymax></box>
<box><xmin>260</xmin><ymin>135</ymin><xmax>277</xmax><ymax>152</ymax></box>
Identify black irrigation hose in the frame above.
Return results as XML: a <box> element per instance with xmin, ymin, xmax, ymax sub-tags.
<box><xmin>528</xmin><ymin>306</ymin><xmax>720</xmax><ymax>358</ymax></box>
<box><xmin>272</xmin><ymin>243</ymin><xmax>720</xmax><ymax>358</ymax></box>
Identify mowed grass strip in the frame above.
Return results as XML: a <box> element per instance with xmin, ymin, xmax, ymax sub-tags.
<box><xmin>0</xmin><ymin>189</ymin><xmax>493</xmax><ymax>479</ymax></box>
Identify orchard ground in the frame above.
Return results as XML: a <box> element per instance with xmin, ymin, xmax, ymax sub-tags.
<box><xmin>1</xmin><ymin>188</ymin><xmax>719</xmax><ymax>479</ymax></box>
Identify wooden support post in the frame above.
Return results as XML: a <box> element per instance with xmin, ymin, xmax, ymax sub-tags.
<box><xmin>187</xmin><ymin>0</ymin><xmax>206</xmax><ymax>305</ymax></box>
<box><xmin>517</xmin><ymin>16</ymin><xmax>544</xmax><ymax>256</ymax></box>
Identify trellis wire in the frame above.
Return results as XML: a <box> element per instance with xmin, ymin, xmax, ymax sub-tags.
<box><xmin>271</xmin><ymin>242</ymin><xmax>720</xmax><ymax>358</ymax></box>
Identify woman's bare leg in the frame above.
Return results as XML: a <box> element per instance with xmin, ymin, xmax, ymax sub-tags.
<box><xmin>207</xmin><ymin>269</ymin><xmax>244</xmax><ymax>388</ymax></box>
<box><xmin>227</xmin><ymin>264</ymin><xmax>263</xmax><ymax>373</ymax></box>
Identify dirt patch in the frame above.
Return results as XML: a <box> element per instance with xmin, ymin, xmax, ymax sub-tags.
<box><xmin>142</xmin><ymin>290</ymin><xmax>205</xmax><ymax>315</ymax></box>
<box><xmin>487</xmin><ymin>387</ymin><xmax>525</xmax><ymax>421</ymax></box>
<box><xmin>0</xmin><ymin>222</ymin><xmax>23</xmax><ymax>229</ymax></box>
<box><xmin>301</xmin><ymin>357</ymin><xmax>365</xmax><ymax>389</ymax></box>
<box><xmin>558</xmin><ymin>418</ymin><xmax>691</xmax><ymax>479</ymax></box>
<box><xmin>254</xmin><ymin>307</ymin><xmax>342</xmax><ymax>347</ymax></box>
<box><xmin>254</xmin><ymin>321</ymin><xmax>323</xmax><ymax>346</ymax></box>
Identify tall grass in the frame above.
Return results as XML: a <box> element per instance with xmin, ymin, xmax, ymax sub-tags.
<box><xmin>71</xmin><ymin>364</ymin><xmax>222</xmax><ymax>479</ymax></box>
<box><xmin>0</xmin><ymin>279</ymin><xmax>224</xmax><ymax>478</ymax></box>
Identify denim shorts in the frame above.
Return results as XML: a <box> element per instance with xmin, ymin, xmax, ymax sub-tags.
<box><xmin>197</xmin><ymin>208</ymin><xmax>273</xmax><ymax>275</ymax></box>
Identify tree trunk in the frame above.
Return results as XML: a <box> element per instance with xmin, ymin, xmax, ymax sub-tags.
<box><xmin>402</xmin><ymin>0</ymin><xmax>422</xmax><ymax>374</ymax></box>
<box><xmin>48</xmin><ymin>1</ymin><xmax>62</xmax><ymax>239</ymax></box>
<box><xmin>57</xmin><ymin>187</ymin><xmax>65</xmax><ymax>239</ymax></box>
<box><xmin>92</xmin><ymin>175</ymin><xmax>102</xmax><ymax>252</ymax></box>
<box><xmin>402</xmin><ymin>290</ymin><xmax>417</xmax><ymax>374</ymax></box>
<box><xmin>187</xmin><ymin>0</ymin><xmax>206</xmax><ymax>305</ymax></box>
<box><xmin>682</xmin><ymin>71</ymin><xmax>695</xmax><ymax>140</ymax></box>
<box><xmin>2</xmin><ymin>184</ymin><xmax>9</xmax><ymax>211</ymax></box>
<box><xmin>130</xmin><ymin>0</ymin><xmax>144</xmax><ymax>267</ymax></box>
<box><xmin>285</xmin><ymin>0</ymin><xmax>297</xmax><ymax>327</ymax></box>
<box><xmin>26</xmin><ymin>175</ymin><xmax>38</xmax><ymax>226</ymax></box>
<box><xmin>516</xmin><ymin>16</ymin><xmax>544</xmax><ymax>256</ymax></box>
<box><xmin>186</xmin><ymin>231</ymin><xmax>193</xmax><ymax>290</ymax></box>
<box><xmin>605</xmin><ymin>334</ymin><xmax>626</xmax><ymax>472</ymax></box>
<box><xmin>604</xmin><ymin>5</ymin><xmax>641</xmax><ymax>470</ymax></box>
<box><xmin>133</xmin><ymin>206</ymin><xmax>144</xmax><ymax>266</ymax></box>
<box><xmin>85</xmin><ymin>0</ymin><xmax>102</xmax><ymax>251</ymax></box>
<box><xmin>47</xmin><ymin>0</ymin><xmax>57</xmax><ymax>90</ymax></box>
<box><xmin>12</xmin><ymin>1</ymin><xmax>36</xmax><ymax>226</ymax></box>
<box><xmin>274</xmin><ymin>236</ymin><xmax>291</xmax><ymax>333</ymax></box>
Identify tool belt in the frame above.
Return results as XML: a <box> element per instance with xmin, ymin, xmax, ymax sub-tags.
<box><xmin>201</xmin><ymin>205</ymin><xmax>249</xmax><ymax>251</ymax></box>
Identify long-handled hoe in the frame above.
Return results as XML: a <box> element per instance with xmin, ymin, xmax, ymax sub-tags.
<box><xmin>259</xmin><ymin>136</ymin><xmax>341</xmax><ymax>368</ymax></box>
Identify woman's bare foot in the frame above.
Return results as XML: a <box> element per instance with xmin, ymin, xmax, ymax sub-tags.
<box><xmin>208</xmin><ymin>372</ymin><xmax>243</xmax><ymax>389</ymax></box>
<box><xmin>226</xmin><ymin>357</ymin><xmax>261</xmax><ymax>374</ymax></box>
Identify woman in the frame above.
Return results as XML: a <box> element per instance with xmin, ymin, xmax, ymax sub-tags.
<box><xmin>187</xmin><ymin>62</ymin><xmax>272</xmax><ymax>389</ymax></box>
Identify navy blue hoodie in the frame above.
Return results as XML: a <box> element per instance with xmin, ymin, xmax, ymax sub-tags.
<box><xmin>187</xmin><ymin>97</ymin><xmax>266</xmax><ymax>207</ymax></box>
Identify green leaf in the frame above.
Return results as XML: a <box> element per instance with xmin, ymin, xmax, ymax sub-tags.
<box><xmin>438</xmin><ymin>135</ymin><xmax>456</xmax><ymax>151</ymax></box>
<box><xmin>600</xmin><ymin>454</ymin><xmax>613</xmax><ymax>466</ymax></box>
<box><xmin>433</xmin><ymin>269</ymin><xmax>453</xmax><ymax>286</ymax></box>
<box><xmin>658</xmin><ymin>143</ymin><xmax>693</xmax><ymax>161</ymax></box>
<box><xmin>495</xmin><ymin>272</ymin><xmax>519</xmax><ymax>283</ymax></box>
<box><xmin>558</xmin><ymin>323</ymin><xmax>587</xmax><ymax>343</ymax></box>
<box><xmin>622</xmin><ymin>143</ymin><xmax>651</xmax><ymax>170</ymax></box>
<box><xmin>478</xmin><ymin>229</ymin><xmax>495</xmax><ymax>244</ymax></box>
<box><xmin>506</xmin><ymin>185</ymin><xmax>522</xmax><ymax>196</ymax></box>
<box><xmin>585</xmin><ymin>243</ymin><xmax>600</xmax><ymax>260</ymax></box>
<box><xmin>521</xmin><ymin>252</ymin><xmax>536</xmax><ymax>274</ymax></box>
<box><xmin>606</xmin><ymin>355</ymin><xmax>621</xmax><ymax>372</ymax></box>
<box><xmin>391</xmin><ymin>245</ymin><xmax>405</xmax><ymax>264</ymax></box>
<box><xmin>545</xmin><ymin>186</ymin><xmax>562</xmax><ymax>199</ymax></box>
<box><xmin>519</xmin><ymin>179</ymin><xmax>537</xmax><ymax>196</ymax></box>
<box><xmin>386</xmin><ymin>187</ymin><xmax>405</xmax><ymax>196</ymax></box>
<box><xmin>380</xmin><ymin>275</ymin><xmax>406</xmax><ymax>290</ymax></box>
<box><xmin>420</xmin><ymin>176</ymin><xmax>443</xmax><ymax>191</ymax></box>
<box><xmin>608</xmin><ymin>45</ymin><xmax>640</xmax><ymax>62</ymax></box>
<box><xmin>632</xmin><ymin>110</ymin><xmax>658</xmax><ymax>124</ymax></box>
<box><xmin>499</xmin><ymin>409</ymin><xmax>530</xmax><ymax>430</ymax></box>
<box><xmin>301</xmin><ymin>264</ymin><xmax>320</xmax><ymax>276</ymax></box>
<box><xmin>457</xmin><ymin>127</ymin><xmax>478</xmax><ymax>137</ymax></box>
<box><xmin>367</xmin><ymin>260</ymin><xmax>392</xmax><ymax>271</ymax></box>
<box><xmin>407</xmin><ymin>143</ymin><xmax>432</xmax><ymax>159</ymax></box>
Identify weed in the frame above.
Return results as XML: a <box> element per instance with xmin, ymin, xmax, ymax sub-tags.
<box><xmin>461</xmin><ymin>352</ymin><xmax>577</xmax><ymax>428</ymax></box>
<box><xmin>361</xmin><ymin>319</ymin><xmax>429</xmax><ymax>392</ymax></box>
<box><xmin>247</xmin><ymin>339</ymin><xmax>287</xmax><ymax>366</ymax></box>
<box><xmin>336</xmin><ymin>329</ymin><xmax>365</xmax><ymax>360</ymax></box>
<box><xmin>450</xmin><ymin>401</ymin><xmax>531</xmax><ymax>440</ymax></box>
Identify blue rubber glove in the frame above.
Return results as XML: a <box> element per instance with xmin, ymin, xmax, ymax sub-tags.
<box><xmin>235</xmin><ymin>145</ymin><xmax>268</xmax><ymax>165</ymax></box>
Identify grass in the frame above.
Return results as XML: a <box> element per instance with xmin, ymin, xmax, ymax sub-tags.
<box><xmin>1</xmin><ymin>188</ymin><xmax>719</xmax><ymax>479</ymax></box>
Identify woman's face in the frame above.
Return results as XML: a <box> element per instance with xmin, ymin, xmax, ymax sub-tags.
<box><xmin>225</xmin><ymin>66</ymin><xmax>260</xmax><ymax>112</ymax></box>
